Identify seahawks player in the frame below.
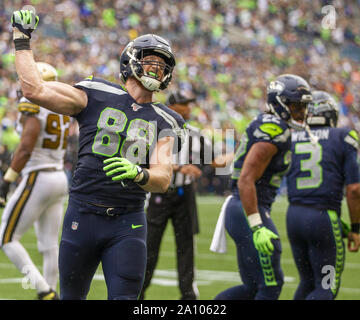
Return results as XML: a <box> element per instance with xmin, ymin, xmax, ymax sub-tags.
<box><xmin>11</xmin><ymin>10</ymin><xmax>185</xmax><ymax>300</ymax></box>
<box><xmin>286</xmin><ymin>90</ymin><xmax>360</xmax><ymax>300</ymax></box>
<box><xmin>215</xmin><ymin>74</ymin><xmax>312</xmax><ymax>300</ymax></box>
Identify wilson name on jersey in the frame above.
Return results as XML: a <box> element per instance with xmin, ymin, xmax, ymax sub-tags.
<box><xmin>17</xmin><ymin>97</ymin><xmax>70</xmax><ymax>176</ymax></box>
<box><xmin>231</xmin><ymin>113</ymin><xmax>291</xmax><ymax>208</ymax></box>
<box><xmin>286</xmin><ymin>126</ymin><xmax>360</xmax><ymax>211</ymax></box>
<box><xmin>71</xmin><ymin>76</ymin><xmax>185</xmax><ymax>208</ymax></box>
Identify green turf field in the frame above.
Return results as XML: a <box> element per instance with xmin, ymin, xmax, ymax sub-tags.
<box><xmin>0</xmin><ymin>195</ymin><xmax>359</xmax><ymax>300</ymax></box>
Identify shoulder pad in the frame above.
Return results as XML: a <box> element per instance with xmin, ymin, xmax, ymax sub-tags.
<box><xmin>259</xmin><ymin>122</ymin><xmax>284</xmax><ymax>138</ymax></box>
<box><xmin>74</xmin><ymin>76</ymin><xmax>127</xmax><ymax>96</ymax></box>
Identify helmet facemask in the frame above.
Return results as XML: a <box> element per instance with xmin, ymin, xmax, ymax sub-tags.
<box><xmin>128</xmin><ymin>47</ymin><xmax>172</xmax><ymax>92</ymax></box>
<box><xmin>120</xmin><ymin>35</ymin><xmax>175</xmax><ymax>92</ymax></box>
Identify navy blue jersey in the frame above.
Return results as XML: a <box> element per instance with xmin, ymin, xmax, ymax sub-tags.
<box><xmin>286</xmin><ymin>126</ymin><xmax>360</xmax><ymax>211</ymax></box>
<box><xmin>70</xmin><ymin>76</ymin><xmax>185</xmax><ymax>208</ymax></box>
<box><xmin>231</xmin><ymin>113</ymin><xmax>291</xmax><ymax>208</ymax></box>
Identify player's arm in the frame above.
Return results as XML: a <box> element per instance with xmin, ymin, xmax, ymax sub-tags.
<box><xmin>345</xmin><ymin>183</ymin><xmax>360</xmax><ymax>252</ymax></box>
<box><xmin>12</xmin><ymin>10</ymin><xmax>87</xmax><ymax>116</ymax></box>
<box><xmin>238</xmin><ymin>142</ymin><xmax>279</xmax><ymax>255</ymax></box>
<box><xmin>141</xmin><ymin>136</ymin><xmax>174</xmax><ymax>193</ymax></box>
<box><xmin>102</xmin><ymin>136</ymin><xmax>175</xmax><ymax>193</ymax></box>
<box><xmin>0</xmin><ymin>114</ymin><xmax>40</xmax><ymax>206</ymax></box>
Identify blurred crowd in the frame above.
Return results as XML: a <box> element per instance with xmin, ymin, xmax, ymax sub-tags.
<box><xmin>1</xmin><ymin>0</ymin><xmax>360</xmax><ymax>194</ymax></box>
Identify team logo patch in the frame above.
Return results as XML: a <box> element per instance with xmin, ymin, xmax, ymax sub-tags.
<box><xmin>71</xmin><ymin>221</ymin><xmax>79</xmax><ymax>230</ymax></box>
<box><xmin>131</xmin><ymin>103</ymin><xmax>143</xmax><ymax>111</ymax></box>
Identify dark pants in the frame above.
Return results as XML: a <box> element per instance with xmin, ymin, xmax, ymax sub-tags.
<box><xmin>59</xmin><ymin>196</ymin><xmax>147</xmax><ymax>300</ymax></box>
<box><xmin>215</xmin><ymin>196</ymin><xmax>284</xmax><ymax>300</ymax></box>
<box><xmin>139</xmin><ymin>184</ymin><xmax>198</xmax><ymax>300</ymax></box>
<box><xmin>286</xmin><ymin>204</ymin><xmax>345</xmax><ymax>300</ymax></box>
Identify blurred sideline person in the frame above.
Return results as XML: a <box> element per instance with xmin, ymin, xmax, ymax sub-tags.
<box><xmin>286</xmin><ymin>90</ymin><xmax>360</xmax><ymax>300</ymax></box>
<box><xmin>0</xmin><ymin>62</ymin><xmax>69</xmax><ymax>300</ymax></box>
<box><xmin>11</xmin><ymin>10</ymin><xmax>184</xmax><ymax>299</ymax></box>
<box><xmin>214</xmin><ymin>74</ymin><xmax>312</xmax><ymax>300</ymax></box>
<box><xmin>140</xmin><ymin>91</ymin><xmax>198</xmax><ymax>300</ymax></box>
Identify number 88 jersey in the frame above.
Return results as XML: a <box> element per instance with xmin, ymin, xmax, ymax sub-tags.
<box><xmin>71</xmin><ymin>77</ymin><xmax>185</xmax><ymax>208</ymax></box>
<box><xmin>17</xmin><ymin>97</ymin><xmax>70</xmax><ymax>176</ymax></box>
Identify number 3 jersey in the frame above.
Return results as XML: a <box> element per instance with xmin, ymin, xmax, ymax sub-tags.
<box><xmin>231</xmin><ymin>113</ymin><xmax>291</xmax><ymax>209</ymax></box>
<box><xmin>16</xmin><ymin>97</ymin><xmax>70</xmax><ymax>176</ymax></box>
<box><xmin>286</xmin><ymin>126</ymin><xmax>360</xmax><ymax>211</ymax></box>
<box><xmin>71</xmin><ymin>77</ymin><xmax>185</xmax><ymax>208</ymax></box>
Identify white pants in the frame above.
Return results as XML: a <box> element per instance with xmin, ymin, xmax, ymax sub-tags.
<box><xmin>0</xmin><ymin>170</ymin><xmax>68</xmax><ymax>250</ymax></box>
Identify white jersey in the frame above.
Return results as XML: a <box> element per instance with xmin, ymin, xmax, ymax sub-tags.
<box><xmin>16</xmin><ymin>97</ymin><xmax>71</xmax><ymax>175</ymax></box>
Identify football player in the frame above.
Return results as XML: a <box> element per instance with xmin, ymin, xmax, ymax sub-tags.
<box><xmin>215</xmin><ymin>74</ymin><xmax>312</xmax><ymax>300</ymax></box>
<box><xmin>0</xmin><ymin>62</ymin><xmax>69</xmax><ymax>300</ymax></box>
<box><xmin>286</xmin><ymin>90</ymin><xmax>360</xmax><ymax>300</ymax></box>
<box><xmin>10</xmin><ymin>10</ymin><xmax>185</xmax><ymax>299</ymax></box>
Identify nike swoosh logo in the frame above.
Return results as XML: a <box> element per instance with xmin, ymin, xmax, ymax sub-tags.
<box><xmin>131</xmin><ymin>224</ymin><xmax>144</xmax><ymax>229</ymax></box>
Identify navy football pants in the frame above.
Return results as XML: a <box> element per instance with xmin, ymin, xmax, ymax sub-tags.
<box><xmin>59</xmin><ymin>196</ymin><xmax>147</xmax><ymax>300</ymax></box>
<box><xmin>215</xmin><ymin>196</ymin><xmax>283</xmax><ymax>300</ymax></box>
<box><xmin>286</xmin><ymin>204</ymin><xmax>345</xmax><ymax>300</ymax></box>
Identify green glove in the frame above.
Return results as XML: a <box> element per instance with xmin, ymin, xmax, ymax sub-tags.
<box><xmin>341</xmin><ymin>219</ymin><xmax>350</xmax><ymax>238</ymax></box>
<box><xmin>252</xmin><ymin>225</ymin><xmax>279</xmax><ymax>256</ymax></box>
<box><xmin>103</xmin><ymin>157</ymin><xmax>143</xmax><ymax>182</ymax></box>
<box><xmin>11</xmin><ymin>10</ymin><xmax>39</xmax><ymax>39</ymax></box>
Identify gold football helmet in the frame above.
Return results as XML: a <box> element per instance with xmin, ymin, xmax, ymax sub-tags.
<box><xmin>36</xmin><ymin>62</ymin><xmax>58</xmax><ymax>81</ymax></box>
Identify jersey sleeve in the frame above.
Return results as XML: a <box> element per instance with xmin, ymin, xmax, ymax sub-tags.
<box><xmin>252</xmin><ymin>115</ymin><xmax>291</xmax><ymax>151</ymax></box>
<box><xmin>152</xmin><ymin>103</ymin><xmax>186</xmax><ymax>153</ymax></box>
<box><xmin>343</xmin><ymin>128</ymin><xmax>360</xmax><ymax>185</ymax></box>
<box><xmin>17</xmin><ymin>97</ymin><xmax>40</xmax><ymax>116</ymax></box>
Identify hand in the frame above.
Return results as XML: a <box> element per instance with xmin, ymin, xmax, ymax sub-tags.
<box><xmin>103</xmin><ymin>157</ymin><xmax>143</xmax><ymax>182</ymax></box>
<box><xmin>11</xmin><ymin>9</ymin><xmax>39</xmax><ymax>39</ymax></box>
<box><xmin>179</xmin><ymin>165</ymin><xmax>202</xmax><ymax>178</ymax></box>
<box><xmin>252</xmin><ymin>225</ymin><xmax>279</xmax><ymax>256</ymax></box>
<box><xmin>0</xmin><ymin>180</ymin><xmax>10</xmax><ymax>208</ymax></box>
<box><xmin>347</xmin><ymin>232</ymin><xmax>360</xmax><ymax>252</ymax></box>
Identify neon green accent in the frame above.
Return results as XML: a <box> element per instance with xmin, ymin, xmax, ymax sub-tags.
<box><xmin>92</xmin><ymin>108</ymin><xmax>127</xmax><ymax>157</ymax></box>
<box><xmin>349</xmin><ymin>130</ymin><xmax>359</xmax><ymax>141</ymax></box>
<box><xmin>327</xmin><ymin>210</ymin><xmax>345</xmax><ymax>296</ymax></box>
<box><xmin>231</xmin><ymin>168</ymin><xmax>241</xmax><ymax>180</ymax></box>
<box><xmin>259</xmin><ymin>123</ymin><xmax>283</xmax><ymax>138</ymax></box>
<box><xmin>233</xmin><ymin>132</ymin><xmax>249</xmax><ymax>163</ymax></box>
<box><xmin>119</xmin><ymin>119</ymin><xmax>156</xmax><ymax>162</ymax></box>
<box><xmin>258</xmin><ymin>252</ymin><xmax>278</xmax><ymax>286</ymax></box>
<box><xmin>241</xmin><ymin>210</ymin><xmax>278</xmax><ymax>286</ymax></box>
<box><xmin>295</xmin><ymin>142</ymin><xmax>323</xmax><ymax>189</ymax></box>
<box><xmin>85</xmin><ymin>75</ymin><xmax>94</xmax><ymax>80</ymax></box>
<box><xmin>131</xmin><ymin>224</ymin><xmax>144</xmax><ymax>229</ymax></box>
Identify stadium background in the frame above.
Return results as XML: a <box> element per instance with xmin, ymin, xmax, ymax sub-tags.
<box><xmin>0</xmin><ymin>0</ymin><xmax>359</xmax><ymax>299</ymax></box>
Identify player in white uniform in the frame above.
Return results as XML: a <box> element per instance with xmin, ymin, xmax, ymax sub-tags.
<box><xmin>0</xmin><ymin>62</ymin><xmax>69</xmax><ymax>300</ymax></box>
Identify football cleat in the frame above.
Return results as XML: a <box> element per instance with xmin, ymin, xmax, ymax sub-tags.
<box><xmin>37</xmin><ymin>289</ymin><xmax>59</xmax><ymax>300</ymax></box>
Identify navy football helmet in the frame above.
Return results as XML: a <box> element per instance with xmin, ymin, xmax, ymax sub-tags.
<box><xmin>306</xmin><ymin>90</ymin><xmax>339</xmax><ymax>128</ymax></box>
<box><xmin>120</xmin><ymin>34</ymin><xmax>175</xmax><ymax>92</ymax></box>
<box><xmin>266</xmin><ymin>74</ymin><xmax>312</xmax><ymax>129</ymax></box>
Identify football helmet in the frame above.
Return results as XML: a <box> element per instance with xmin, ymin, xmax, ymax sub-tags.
<box><xmin>119</xmin><ymin>34</ymin><xmax>175</xmax><ymax>92</ymax></box>
<box><xmin>306</xmin><ymin>90</ymin><xmax>339</xmax><ymax>127</ymax></box>
<box><xmin>266</xmin><ymin>74</ymin><xmax>312</xmax><ymax>129</ymax></box>
<box><xmin>36</xmin><ymin>62</ymin><xmax>58</xmax><ymax>81</ymax></box>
